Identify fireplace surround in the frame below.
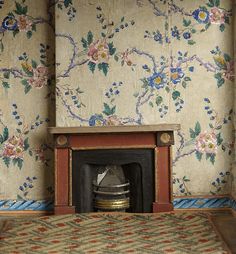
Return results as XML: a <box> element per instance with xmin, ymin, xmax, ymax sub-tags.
<box><xmin>49</xmin><ymin>124</ymin><xmax>180</xmax><ymax>215</ymax></box>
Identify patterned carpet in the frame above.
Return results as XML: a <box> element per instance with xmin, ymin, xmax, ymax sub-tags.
<box><xmin>0</xmin><ymin>212</ymin><xmax>230</xmax><ymax>254</ymax></box>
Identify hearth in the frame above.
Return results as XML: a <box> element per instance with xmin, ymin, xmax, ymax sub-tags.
<box><xmin>49</xmin><ymin>124</ymin><xmax>180</xmax><ymax>215</ymax></box>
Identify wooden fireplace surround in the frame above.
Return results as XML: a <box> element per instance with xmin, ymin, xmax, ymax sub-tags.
<box><xmin>49</xmin><ymin>124</ymin><xmax>180</xmax><ymax>215</ymax></box>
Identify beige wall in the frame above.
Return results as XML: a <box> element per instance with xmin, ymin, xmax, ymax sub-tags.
<box><xmin>0</xmin><ymin>0</ymin><xmax>234</xmax><ymax>202</ymax></box>
<box><xmin>56</xmin><ymin>0</ymin><xmax>234</xmax><ymax>197</ymax></box>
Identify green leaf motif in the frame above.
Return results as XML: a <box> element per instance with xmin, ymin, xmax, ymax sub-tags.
<box><xmin>87</xmin><ymin>31</ymin><xmax>93</xmax><ymax>45</ymax></box>
<box><xmin>26</xmin><ymin>30</ymin><xmax>33</xmax><ymax>39</ymax></box>
<box><xmin>149</xmin><ymin>102</ymin><xmax>154</xmax><ymax>107</ymax></box>
<box><xmin>217</xmin><ymin>78</ymin><xmax>225</xmax><ymax>88</ymax></box>
<box><xmin>205</xmin><ymin>22</ymin><xmax>211</xmax><ymax>31</ymax></box>
<box><xmin>181</xmin><ymin>81</ymin><xmax>187</xmax><ymax>88</ymax></box>
<box><xmin>31</xmin><ymin>60</ymin><xmax>37</xmax><ymax>69</ymax></box>
<box><xmin>187</xmin><ymin>40</ymin><xmax>196</xmax><ymax>45</ymax></box>
<box><xmin>21</xmin><ymin>79</ymin><xmax>32</xmax><ymax>93</ymax></box>
<box><xmin>195</xmin><ymin>121</ymin><xmax>201</xmax><ymax>136</ymax></box>
<box><xmin>81</xmin><ymin>37</ymin><xmax>87</xmax><ymax>49</ymax></box>
<box><xmin>17</xmin><ymin>194</ymin><xmax>24</xmax><ymax>200</ymax></box>
<box><xmin>214</xmin><ymin>72</ymin><xmax>222</xmax><ymax>80</ymax></box>
<box><xmin>88</xmin><ymin>61</ymin><xmax>96</xmax><ymax>73</ymax></box>
<box><xmin>206</xmin><ymin>153</ymin><xmax>215</xmax><ymax>164</ymax></box>
<box><xmin>31</xmin><ymin>23</ymin><xmax>36</xmax><ymax>32</ymax></box>
<box><xmin>189</xmin><ymin>128</ymin><xmax>196</xmax><ymax>139</ymax></box>
<box><xmin>219</xmin><ymin>24</ymin><xmax>225</xmax><ymax>32</ymax></box>
<box><xmin>98</xmin><ymin>63</ymin><xmax>109</xmax><ymax>76</ymax></box>
<box><xmin>216</xmin><ymin>133</ymin><xmax>223</xmax><ymax>145</ymax></box>
<box><xmin>13</xmin><ymin>29</ymin><xmax>19</xmax><ymax>37</ymax></box>
<box><xmin>2</xmin><ymin>81</ymin><xmax>10</xmax><ymax>89</ymax></box>
<box><xmin>206</xmin><ymin>0</ymin><xmax>214</xmax><ymax>7</ymax></box>
<box><xmin>195</xmin><ymin>151</ymin><xmax>203</xmax><ymax>161</ymax></box>
<box><xmin>172</xmin><ymin>91</ymin><xmax>180</xmax><ymax>100</ymax></box>
<box><xmin>103</xmin><ymin>103</ymin><xmax>116</xmax><ymax>116</ymax></box>
<box><xmin>3</xmin><ymin>71</ymin><xmax>10</xmax><ymax>79</ymax></box>
<box><xmin>114</xmin><ymin>55</ymin><xmax>119</xmax><ymax>62</ymax></box>
<box><xmin>108</xmin><ymin>42</ymin><xmax>116</xmax><ymax>56</ymax></box>
<box><xmin>15</xmin><ymin>2</ymin><xmax>24</xmax><ymax>15</ymax></box>
<box><xmin>17</xmin><ymin>158</ymin><xmax>23</xmax><ymax>169</ymax></box>
<box><xmin>24</xmin><ymin>137</ymin><xmax>30</xmax><ymax>151</ymax></box>
<box><xmin>183</xmin><ymin>18</ymin><xmax>191</xmax><ymax>27</ymax></box>
<box><xmin>3</xmin><ymin>157</ymin><xmax>10</xmax><ymax>168</ymax></box>
<box><xmin>184</xmin><ymin>76</ymin><xmax>191</xmax><ymax>82</ymax></box>
<box><xmin>214</xmin><ymin>0</ymin><xmax>220</xmax><ymax>7</ymax></box>
<box><xmin>64</xmin><ymin>0</ymin><xmax>72</xmax><ymax>8</ymax></box>
<box><xmin>223</xmin><ymin>53</ymin><xmax>231</xmax><ymax>62</ymax></box>
<box><xmin>156</xmin><ymin>96</ymin><xmax>163</xmax><ymax>106</ymax></box>
<box><xmin>3</xmin><ymin>127</ymin><xmax>9</xmax><ymax>142</ymax></box>
<box><xmin>21</xmin><ymin>6</ymin><xmax>28</xmax><ymax>15</ymax></box>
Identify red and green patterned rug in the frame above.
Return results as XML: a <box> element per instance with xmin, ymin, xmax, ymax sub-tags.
<box><xmin>0</xmin><ymin>212</ymin><xmax>230</xmax><ymax>253</ymax></box>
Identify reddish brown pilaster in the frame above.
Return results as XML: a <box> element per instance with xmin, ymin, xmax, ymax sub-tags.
<box><xmin>54</xmin><ymin>147</ymin><xmax>75</xmax><ymax>215</ymax></box>
<box><xmin>153</xmin><ymin>146</ymin><xmax>173</xmax><ymax>212</ymax></box>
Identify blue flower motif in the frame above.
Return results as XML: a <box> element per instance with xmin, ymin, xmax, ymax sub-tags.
<box><xmin>192</xmin><ymin>8</ymin><xmax>209</xmax><ymax>24</ymax></box>
<box><xmin>189</xmin><ymin>66</ymin><xmax>194</xmax><ymax>72</ymax></box>
<box><xmin>170</xmin><ymin>67</ymin><xmax>184</xmax><ymax>84</ymax></box>
<box><xmin>2</xmin><ymin>16</ymin><xmax>18</xmax><ymax>30</ymax></box>
<box><xmin>147</xmin><ymin>72</ymin><xmax>166</xmax><ymax>89</ymax></box>
<box><xmin>183</xmin><ymin>32</ymin><xmax>191</xmax><ymax>40</ymax></box>
<box><xmin>89</xmin><ymin>114</ymin><xmax>105</xmax><ymax>126</ymax></box>
<box><xmin>171</xmin><ymin>26</ymin><xmax>180</xmax><ymax>39</ymax></box>
<box><xmin>153</xmin><ymin>32</ymin><xmax>163</xmax><ymax>43</ymax></box>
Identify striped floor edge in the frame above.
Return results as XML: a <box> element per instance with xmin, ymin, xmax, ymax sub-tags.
<box><xmin>0</xmin><ymin>196</ymin><xmax>235</xmax><ymax>212</ymax></box>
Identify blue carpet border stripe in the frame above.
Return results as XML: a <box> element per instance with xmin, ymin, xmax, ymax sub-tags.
<box><xmin>0</xmin><ymin>200</ymin><xmax>54</xmax><ymax>211</ymax></box>
<box><xmin>0</xmin><ymin>197</ymin><xmax>235</xmax><ymax>211</ymax></box>
<box><xmin>173</xmin><ymin>197</ymin><xmax>231</xmax><ymax>209</ymax></box>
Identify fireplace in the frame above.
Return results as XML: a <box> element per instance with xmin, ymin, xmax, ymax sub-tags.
<box><xmin>49</xmin><ymin>124</ymin><xmax>180</xmax><ymax>214</ymax></box>
<box><xmin>72</xmin><ymin>149</ymin><xmax>154</xmax><ymax>213</ymax></box>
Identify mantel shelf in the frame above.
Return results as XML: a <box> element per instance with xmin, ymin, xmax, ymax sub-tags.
<box><xmin>49</xmin><ymin>124</ymin><xmax>180</xmax><ymax>134</ymax></box>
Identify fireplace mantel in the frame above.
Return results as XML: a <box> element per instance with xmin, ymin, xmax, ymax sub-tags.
<box><xmin>49</xmin><ymin>124</ymin><xmax>180</xmax><ymax>214</ymax></box>
<box><xmin>49</xmin><ymin>124</ymin><xmax>180</xmax><ymax>134</ymax></box>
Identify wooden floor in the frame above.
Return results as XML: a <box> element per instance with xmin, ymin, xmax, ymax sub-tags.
<box><xmin>0</xmin><ymin>210</ymin><xmax>236</xmax><ymax>253</ymax></box>
<box><xmin>211</xmin><ymin>212</ymin><xmax>236</xmax><ymax>254</ymax></box>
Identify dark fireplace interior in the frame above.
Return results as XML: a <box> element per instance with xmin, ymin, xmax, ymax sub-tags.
<box><xmin>72</xmin><ymin>149</ymin><xmax>154</xmax><ymax>213</ymax></box>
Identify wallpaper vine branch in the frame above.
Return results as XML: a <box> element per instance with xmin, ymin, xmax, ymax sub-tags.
<box><xmin>0</xmin><ymin>0</ymin><xmax>235</xmax><ymax>204</ymax></box>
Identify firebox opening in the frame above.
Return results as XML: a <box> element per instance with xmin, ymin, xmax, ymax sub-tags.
<box><xmin>72</xmin><ymin>149</ymin><xmax>154</xmax><ymax>213</ymax></box>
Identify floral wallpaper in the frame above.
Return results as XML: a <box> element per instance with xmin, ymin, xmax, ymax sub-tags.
<box><xmin>0</xmin><ymin>0</ymin><xmax>54</xmax><ymax>201</ymax></box>
<box><xmin>56</xmin><ymin>0</ymin><xmax>234</xmax><ymax>197</ymax></box>
<box><xmin>0</xmin><ymin>0</ymin><xmax>235</xmax><ymax>205</ymax></box>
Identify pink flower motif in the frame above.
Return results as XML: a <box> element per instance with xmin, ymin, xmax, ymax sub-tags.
<box><xmin>87</xmin><ymin>40</ymin><xmax>109</xmax><ymax>64</ymax></box>
<box><xmin>195</xmin><ymin>132</ymin><xmax>217</xmax><ymax>154</ymax></box>
<box><xmin>209</xmin><ymin>7</ymin><xmax>225</xmax><ymax>24</ymax></box>
<box><xmin>34</xmin><ymin>148</ymin><xmax>46</xmax><ymax>163</ymax></box>
<box><xmin>106</xmin><ymin>115</ymin><xmax>122</xmax><ymax>126</ymax></box>
<box><xmin>2</xmin><ymin>135</ymin><xmax>24</xmax><ymax>159</ymax></box>
<box><xmin>223</xmin><ymin>60</ymin><xmax>234</xmax><ymax>81</ymax></box>
<box><xmin>121</xmin><ymin>49</ymin><xmax>134</xmax><ymax>66</ymax></box>
<box><xmin>28</xmin><ymin>65</ymin><xmax>48</xmax><ymax>89</ymax></box>
<box><xmin>17</xmin><ymin>15</ymin><xmax>32</xmax><ymax>31</ymax></box>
